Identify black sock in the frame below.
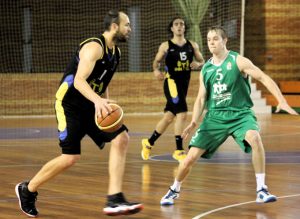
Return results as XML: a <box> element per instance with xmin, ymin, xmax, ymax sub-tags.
<box><xmin>148</xmin><ymin>130</ymin><xmax>161</xmax><ymax>145</ymax></box>
<box><xmin>23</xmin><ymin>181</ymin><xmax>34</xmax><ymax>194</ymax></box>
<box><xmin>175</xmin><ymin>135</ymin><xmax>183</xmax><ymax>150</ymax></box>
<box><xmin>107</xmin><ymin>192</ymin><xmax>126</xmax><ymax>203</ymax></box>
<box><xmin>21</xmin><ymin>181</ymin><xmax>38</xmax><ymax>198</ymax></box>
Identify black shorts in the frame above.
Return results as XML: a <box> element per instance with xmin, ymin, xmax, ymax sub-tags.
<box><xmin>163</xmin><ymin>78</ymin><xmax>189</xmax><ymax>115</ymax></box>
<box><xmin>55</xmin><ymin>101</ymin><xmax>128</xmax><ymax>155</ymax></box>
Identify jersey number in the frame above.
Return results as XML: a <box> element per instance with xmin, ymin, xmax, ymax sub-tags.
<box><xmin>179</xmin><ymin>52</ymin><xmax>187</xmax><ymax>61</ymax></box>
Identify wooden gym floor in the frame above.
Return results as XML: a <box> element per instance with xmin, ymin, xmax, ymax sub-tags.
<box><xmin>0</xmin><ymin>114</ymin><xmax>300</xmax><ymax>219</ymax></box>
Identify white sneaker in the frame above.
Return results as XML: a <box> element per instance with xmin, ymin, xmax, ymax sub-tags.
<box><xmin>256</xmin><ymin>185</ymin><xmax>277</xmax><ymax>203</ymax></box>
<box><xmin>160</xmin><ymin>188</ymin><xmax>180</xmax><ymax>205</ymax></box>
<box><xmin>103</xmin><ymin>201</ymin><xmax>143</xmax><ymax>216</ymax></box>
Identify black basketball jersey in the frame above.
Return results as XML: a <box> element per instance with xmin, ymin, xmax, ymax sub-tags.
<box><xmin>57</xmin><ymin>35</ymin><xmax>120</xmax><ymax>110</ymax></box>
<box><xmin>165</xmin><ymin>40</ymin><xmax>194</xmax><ymax>81</ymax></box>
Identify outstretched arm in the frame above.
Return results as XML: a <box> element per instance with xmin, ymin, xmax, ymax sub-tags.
<box><xmin>237</xmin><ymin>55</ymin><xmax>298</xmax><ymax>115</ymax></box>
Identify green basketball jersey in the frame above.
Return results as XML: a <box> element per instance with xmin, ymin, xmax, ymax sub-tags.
<box><xmin>201</xmin><ymin>51</ymin><xmax>253</xmax><ymax>111</ymax></box>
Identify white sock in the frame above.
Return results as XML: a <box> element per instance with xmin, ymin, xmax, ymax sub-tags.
<box><xmin>256</xmin><ymin>173</ymin><xmax>266</xmax><ymax>191</ymax></box>
<box><xmin>170</xmin><ymin>179</ymin><xmax>182</xmax><ymax>192</ymax></box>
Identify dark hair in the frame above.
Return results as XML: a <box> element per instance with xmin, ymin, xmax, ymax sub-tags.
<box><xmin>208</xmin><ymin>26</ymin><xmax>228</xmax><ymax>39</ymax></box>
<box><xmin>167</xmin><ymin>16</ymin><xmax>188</xmax><ymax>36</ymax></box>
<box><xmin>103</xmin><ymin>9</ymin><xmax>120</xmax><ymax>31</ymax></box>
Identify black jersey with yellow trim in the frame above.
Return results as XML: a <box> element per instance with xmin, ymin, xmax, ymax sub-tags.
<box><xmin>57</xmin><ymin>35</ymin><xmax>120</xmax><ymax>110</ymax></box>
<box><xmin>165</xmin><ymin>40</ymin><xmax>194</xmax><ymax>81</ymax></box>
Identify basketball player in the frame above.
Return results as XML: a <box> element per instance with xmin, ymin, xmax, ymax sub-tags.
<box><xmin>160</xmin><ymin>26</ymin><xmax>298</xmax><ymax>205</ymax></box>
<box><xmin>15</xmin><ymin>10</ymin><xmax>143</xmax><ymax>217</ymax></box>
<box><xmin>141</xmin><ymin>17</ymin><xmax>204</xmax><ymax>162</ymax></box>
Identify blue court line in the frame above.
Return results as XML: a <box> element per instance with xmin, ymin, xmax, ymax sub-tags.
<box><xmin>0</xmin><ymin>127</ymin><xmax>151</xmax><ymax>139</ymax></box>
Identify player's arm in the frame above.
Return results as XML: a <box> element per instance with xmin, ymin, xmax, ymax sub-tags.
<box><xmin>182</xmin><ymin>72</ymin><xmax>207</xmax><ymax>139</ymax></box>
<box><xmin>74</xmin><ymin>42</ymin><xmax>112</xmax><ymax>117</ymax></box>
<box><xmin>102</xmin><ymin>89</ymin><xmax>109</xmax><ymax>99</ymax></box>
<box><xmin>190</xmin><ymin>41</ymin><xmax>205</xmax><ymax>70</ymax></box>
<box><xmin>237</xmin><ymin>55</ymin><xmax>298</xmax><ymax>115</ymax></box>
<box><xmin>153</xmin><ymin>42</ymin><xmax>168</xmax><ymax>81</ymax></box>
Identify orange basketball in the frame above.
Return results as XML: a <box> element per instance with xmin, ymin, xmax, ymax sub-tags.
<box><xmin>95</xmin><ymin>103</ymin><xmax>124</xmax><ymax>133</ymax></box>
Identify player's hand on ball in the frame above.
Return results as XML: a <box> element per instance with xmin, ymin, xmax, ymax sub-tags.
<box><xmin>94</xmin><ymin>97</ymin><xmax>115</xmax><ymax>119</ymax></box>
<box><xmin>95</xmin><ymin>103</ymin><xmax>124</xmax><ymax>133</ymax></box>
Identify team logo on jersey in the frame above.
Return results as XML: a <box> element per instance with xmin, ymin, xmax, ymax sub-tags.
<box><xmin>212</xmin><ymin>68</ymin><xmax>231</xmax><ymax>105</ymax></box>
<box><xmin>213</xmin><ymin>81</ymin><xmax>227</xmax><ymax>94</ymax></box>
<box><xmin>89</xmin><ymin>79</ymin><xmax>103</xmax><ymax>94</ymax></box>
<box><xmin>227</xmin><ymin>62</ymin><xmax>232</xmax><ymax>70</ymax></box>
<box><xmin>175</xmin><ymin>60</ymin><xmax>190</xmax><ymax>71</ymax></box>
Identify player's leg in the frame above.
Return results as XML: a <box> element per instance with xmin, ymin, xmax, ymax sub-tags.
<box><xmin>172</xmin><ymin>80</ymin><xmax>188</xmax><ymax>162</ymax></box>
<box><xmin>15</xmin><ymin>101</ymin><xmax>84</xmax><ymax>217</ymax></box>
<box><xmin>160</xmin><ymin>147</ymin><xmax>205</xmax><ymax>205</ymax></box>
<box><xmin>172</xmin><ymin>112</ymin><xmax>187</xmax><ymax>162</ymax></box>
<box><xmin>28</xmin><ymin>107</ymin><xmax>83</xmax><ymax>191</ymax></box>
<box><xmin>30</xmin><ymin>155</ymin><xmax>81</xmax><ymax>191</ymax></box>
<box><xmin>161</xmin><ymin>114</ymin><xmax>228</xmax><ymax>205</ymax></box>
<box><xmin>176</xmin><ymin>146</ymin><xmax>205</xmax><ymax>181</ymax></box>
<box><xmin>141</xmin><ymin>78</ymin><xmax>177</xmax><ymax>160</ymax></box>
<box><xmin>231</xmin><ymin>110</ymin><xmax>276</xmax><ymax>203</ymax></box>
<box><xmin>232</xmin><ymin>110</ymin><xmax>276</xmax><ymax>203</ymax></box>
<box><xmin>245</xmin><ymin>130</ymin><xmax>265</xmax><ymax>175</ymax></box>
<box><xmin>156</xmin><ymin>111</ymin><xmax>176</xmax><ymax>134</ymax></box>
<box><xmin>87</xmin><ymin>119</ymin><xmax>143</xmax><ymax>216</ymax></box>
<box><xmin>15</xmin><ymin>154</ymin><xmax>80</xmax><ymax>218</ymax></box>
<box><xmin>141</xmin><ymin>111</ymin><xmax>175</xmax><ymax>160</ymax></box>
<box><xmin>108</xmin><ymin>131</ymin><xmax>129</xmax><ymax>194</ymax></box>
<box><xmin>104</xmin><ymin>131</ymin><xmax>143</xmax><ymax>216</ymax></box>
<box><xmin>244</xmin><ymin>130</ymin><xmax>277</xmax><ymax>203</ymax></box>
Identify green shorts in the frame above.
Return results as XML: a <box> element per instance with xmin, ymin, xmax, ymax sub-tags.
<box><xmin>189</xmin><ymin>109</ymin><xmax>259</xmax><ymax>159</ymax></box>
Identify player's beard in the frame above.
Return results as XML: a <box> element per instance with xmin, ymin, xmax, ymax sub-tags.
<box><xmin>114</xmin><ymin>31</ymin><xmax>128</xmax><ymax>43</ymax></box>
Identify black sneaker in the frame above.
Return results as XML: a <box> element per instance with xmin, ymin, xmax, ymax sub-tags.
<box><xmin>103</xmin><ymin>193</ymin><xmax>143</xmax><ymax>216</ymax></box>
<box><xmin>15</xmin><ymin>181</ymin><xmax>39</xmax><ymax>217</ymax></box>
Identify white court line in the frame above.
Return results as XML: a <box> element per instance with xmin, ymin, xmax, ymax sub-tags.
<box><xmin>192</xmin><ymin>193</ymin><xmax>300</xmax><ymax>219</ymax></box>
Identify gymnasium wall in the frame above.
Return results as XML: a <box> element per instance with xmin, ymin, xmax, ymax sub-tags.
<box><xmin>245</xmin><ymin>0</ymin><xmax>300</xmax><ymax>81</ymax></box>
<box><xmin>0</xmin><ymin>72</ymin><xmax>200</xmax><ymax>116</ymax></box>
<box><xmin>0</xmin><ymin>0</ymin><xmax>241</xmax><ymax>73</ymax></box>
<box><xmin>1</xmin><ymin>1</ymin><xmax>300</xmax><ymax>116</ymax></box>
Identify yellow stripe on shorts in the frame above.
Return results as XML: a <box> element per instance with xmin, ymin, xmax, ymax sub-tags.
<box><xmin>55</xmin><ymin>82</ymin><xmax>68</xmax><ymax>132</ymax></box>
<box><xmin>167</xmin><ymin>78</ymin><xmax>178</xmax><ymax>98</ymax></box>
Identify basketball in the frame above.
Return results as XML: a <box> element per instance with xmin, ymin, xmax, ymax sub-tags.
<box><xmin>95</xmin><ymin>103</ymin><xmax>124</xmax><ymax>133</ymax></box>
